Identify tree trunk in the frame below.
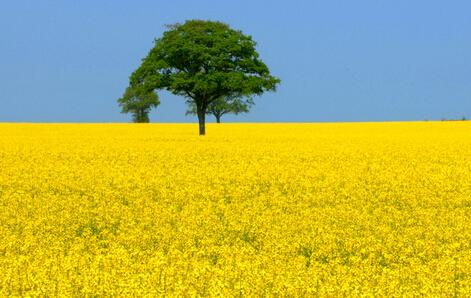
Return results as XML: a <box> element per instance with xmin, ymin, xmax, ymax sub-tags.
<box><xmin>197</xmin><ymin>105</ymin><xmax>206</xmax><ymax>136</ymax></box>
<box><xmin>135</xmin><ymin>109</ymin><xmax>149</xmax><ymax>123</ymax></box>
<box><xmin>215</xmin><ymin>114</ymin><xmax>221</xmax><ymax>123</ymax></box>
<box><xmin>138</xmin><ymin>110</ymin><xmax>144</xmax><ymax>123</ymax></box>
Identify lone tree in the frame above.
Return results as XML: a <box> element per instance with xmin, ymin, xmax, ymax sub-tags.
<box><xmin>118</xmin><ymin>86</ymin><xmax>159</xmax><ymax>123</ymax></box>
<box><xmin>186</xmin><ymin>95</ymin><xmax>254</xmax><ymax>123</ymax></box>
<box><xmin>128</xmin><ymin>20</ymin><xmax>280</xmax><ymax>135</ymax></box>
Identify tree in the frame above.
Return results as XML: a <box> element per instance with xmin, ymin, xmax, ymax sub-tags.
<box><xmin>185</xmin><ymin>95</ymin><xmax>254</xmax><ymax>123</ymax></box>
<box><xmin>117</xmin><ymin>86</ymin><xmax>159</xmax><ymax>123</ymax></box>
<box><xmin>128</xmin><ymin>20</ymin><xmax>280</xmax><ymax>135</ymax></box>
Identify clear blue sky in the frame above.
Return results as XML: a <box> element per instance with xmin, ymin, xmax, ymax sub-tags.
<box><xmin>0</xmin><ymin>1</ymin><xmax>470</xmax><ymax>122</ymax></box>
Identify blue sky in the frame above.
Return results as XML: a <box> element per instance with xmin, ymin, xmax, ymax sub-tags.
<box><xmin>0</xmin><ymin>1</ymin><xmax>470</xmax><ymax>122</ymax></box>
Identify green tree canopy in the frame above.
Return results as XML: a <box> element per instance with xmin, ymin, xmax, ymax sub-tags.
<box><xmin>117</xmin><ymin>86</ymin><xmax>159</xmax><ymax>123</ymax></box>
<box><xmin>128</xmin><ymin>20</ymin><xmax>280</xmax><ymax>135</ymax></box>
<box><xmin>186</xmin><ymin>95</ymin><xmax>254</xmax><ymax>123</ymax></box>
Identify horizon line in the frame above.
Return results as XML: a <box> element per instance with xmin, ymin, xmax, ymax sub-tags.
<box><xmin>0</xmin><ymin>119</ymin><xmax>468</xmax><ymax>125</ymax></box>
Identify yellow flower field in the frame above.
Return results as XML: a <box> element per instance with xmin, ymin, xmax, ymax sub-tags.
<box><xmin>0</xmin><ymin>122</ymin><xmax>470</xmax><ymax>296</ymax></box>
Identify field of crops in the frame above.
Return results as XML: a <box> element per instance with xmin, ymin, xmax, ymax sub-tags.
<box><xmin>1</xmin><ymin>122</ymin><xmax>470</xmax><ymax>296</ymax></box>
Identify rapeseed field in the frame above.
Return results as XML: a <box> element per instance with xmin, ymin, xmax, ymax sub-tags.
<box><xmin>1</xmin><ymin>122</ymin><xmax>470</xmax><ymax>296</ymax></box>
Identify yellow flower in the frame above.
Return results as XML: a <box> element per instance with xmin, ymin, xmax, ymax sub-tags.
<box><xmin>0</xmin><ymin>122</ymin><xmax>470</xmax><ymax>296</ymax></box>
